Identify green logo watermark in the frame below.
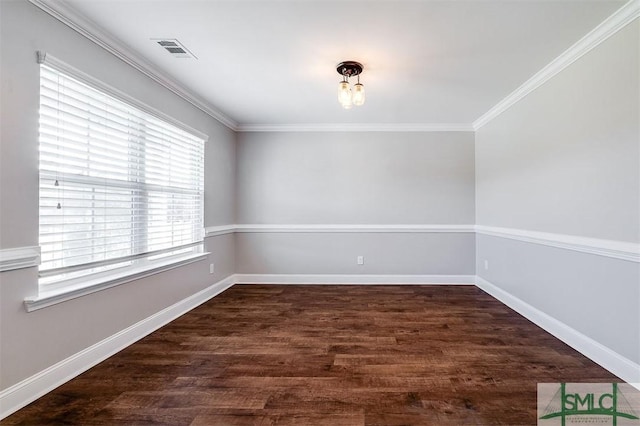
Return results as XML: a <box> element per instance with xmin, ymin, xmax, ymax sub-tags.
<box><xmin>538</xmin><ymin>383</ymin><xmax>640</xmax><ymax>425</ymax></box>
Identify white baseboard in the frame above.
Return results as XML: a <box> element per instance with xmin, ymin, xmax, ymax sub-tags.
<box><xmin>0</xmin><ymin>274</ymin><xmax>236</xmax><ymax>420</ymax></box>
<box><xmin>475</xmin><ymin>276</ymin><xmax>640</xmax><ymax>389</ymax></box>
<box><xmin>3</xmin><ymin>273</ymin><xmax>638</xmax><ymax>420</ymax></box>
<box><xmin>235</xmin><ymin>273</ymin><xmax>475</xmax><ymax>285</ymax></box>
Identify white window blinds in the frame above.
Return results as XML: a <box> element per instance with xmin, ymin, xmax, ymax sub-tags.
<box><xmin>38</xmin><ymin>63</ymin><xmax>205</xmax><ymax>278</ymax></box>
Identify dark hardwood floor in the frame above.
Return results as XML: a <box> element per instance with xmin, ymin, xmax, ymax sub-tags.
<box><xmin>3</xmin><ymin>285</ymin><xmax>619</xmax><ymax>425</ymax></box>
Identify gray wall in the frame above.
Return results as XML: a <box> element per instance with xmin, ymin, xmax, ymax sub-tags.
<box><xmin>237</xmin><ymin>232</ymin><xmax>475</xmax><ymax>275</ymax></box>
<box><xmin>3</xmin><ymin>0</ymin><xmax>635</xmax><ymax>399</ymax></box>
<box><xmin>236</xmin><ymin>131</ymin><xmax>475</xmax><ymax>275</ymax></box>
<box><xmin>0</xmin><ymin>1</ymin><xmax>236</xmax><ymax>390</ymax></box>
<box><xmin>476</xmin><ymin>22</ymin><xmax>639</xmax><ymax>243</ymax></box>
<box><xmin>475</xmin><ymin>21</ymin><xmax>640</xmax><ymax>363</ymax></box>
<box><xmin>237</xmin><ymin>131</ymin><xmax>475</xmax><ymax>224</ymax></box>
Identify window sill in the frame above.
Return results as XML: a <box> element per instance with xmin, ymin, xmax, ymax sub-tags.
<box><xmin>24</xmin><ymin>251</ymin><xmax>209</xmax><ymax>312</ymax></box>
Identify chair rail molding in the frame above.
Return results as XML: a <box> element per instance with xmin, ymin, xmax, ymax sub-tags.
<box><xmin>206</xmin><ymin>224</ymin><xmax>639</xmax><ymax>262</ymax></box>
<box><xmin>475</xmin><ymin>225</ymin><xmax>640</xmax><ymax>262</ymax></box>
<box><xmin>205</xmin><ymin>224</ymin><xmax>475</xmax><ymax>236</ymax></box>
<box><xmin>0</xmin><ymin>246</ymin><xmax>41</xmax><ymax>272</ymax></box>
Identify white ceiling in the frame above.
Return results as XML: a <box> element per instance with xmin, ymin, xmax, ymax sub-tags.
<box><xmin>59</xmin><ymin>0</ymin><xmax>624</xmax><ymax>128</ymax></box>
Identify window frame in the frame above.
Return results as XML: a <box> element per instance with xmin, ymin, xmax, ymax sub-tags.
<box><xmin>28</xmin><ymin>52</ymin><xmax>209</xmax><ymax>311</ymax></box>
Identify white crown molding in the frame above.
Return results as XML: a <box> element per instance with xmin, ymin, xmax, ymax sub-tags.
<box><xmin>27</xmin><ymin>0</ymin><xmax>639</xmax><ymax>134</ymax></box>
<box><xmin>237</xmin><ymin>123</ymin><xmax>474</xmax><ymax>132</ymax></box>
<box><xmin>28</xmin><ymin>0</ymin><xmax>238</xmax><ymax>131</ymax></box>
<box><xmin>234</xmin><ymin>224</ymin><xmax>475</xmax><ymax>233</ymax></box>
<box><xmin>473</xmin><ymin>0</ymin><xmax>640</xmax><ymax>130</ymax></box>
<box><xmin>205</xmin><ymin>224</ymin><xmax>475</xmax><ymax>236</ymax></box>
<box><xmin>475</xmin><ymin>276</ymin><xmax>640</xmax><ymax>388</ymax></box>
<box><xmin>0</xmin><ymin>246</ymin><xmax>41</xmax><ymax>272</ymax></box>
<box><xmin>0</xmin><ymin>274</ymin><xmax>236</xmax><ymax>420</ymax></box>
<box><xmin>235</xmin><ymin>274</ymin><xmax>474</xmax><ymax>285</ymax></box>
<box><xmin>476</xmin><ymin>225</ymin><xmax>640</xmax><ymax>263</ymax></box>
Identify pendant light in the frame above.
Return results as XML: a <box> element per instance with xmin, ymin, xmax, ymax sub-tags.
<box><xmin>336</xmin><ymin>61</ymin><xmax>365</xmax><ymax>109</ymax></box>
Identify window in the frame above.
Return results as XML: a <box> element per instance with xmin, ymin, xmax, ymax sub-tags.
<box><xmin>38</xmin><ymin>57</ymin><xmax>205</xmax><ymax>289</ymax></box>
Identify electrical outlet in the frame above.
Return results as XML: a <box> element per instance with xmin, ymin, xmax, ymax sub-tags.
<box><xmin>357</xmin><ymin>256</ymin><xmax>364</xmax><ymax>265</ymax></box>
<box><xmin>484</xmin><ymin>260</ymin><xmax>489</xmax><ymax>270</ymax></box>
<box><xmin>209</xmin><ymin>263</ymin><xmax>215</xmax><ymax>274</ymax></box>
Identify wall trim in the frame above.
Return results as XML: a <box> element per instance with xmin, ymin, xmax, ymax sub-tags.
<box><xmin>206</xmin><ymin>224</ymin><xmax>638</xmax><ymax>262</ymax></box>
<box><xmin>236</xmin><ymin>123</ymin><xmax>474</xmax><ymax>133</ymax></box>
<box><xmin>28</xmin><ymin>0</ymin><xmax>238</xmax><ymax>130</ymax></box>
<box><xmin>475</xmin><ymin>276</ymin><xmax>640</xmax><ymax>388</ymax></box>
<box><xmin>476</xmin><ymin>225</ymin><xmax>640</xmax><ymax>263</ymax></box>
<box><xmin>204</xmin><ymin>224</ymin><xmax>237</xmax><ymax>237</ymax></box>
<box><xmin>205</xmin><ymin>224</ymin><xmax>475</xmax><ymax>236</ymax></box>
<box><xmin>235</xmin><ymin>274</ymin><xmax>475</xmax><ymax>285</ymax></box>
<box><xmin>0</xmin><ymin>274</ymin><xmax>236</xmax><ymax>420</ymax></box>
<box><xmin>473</xmin><ymin>0</ymin><xmax>640</xmax><ymax>130</ymax></box>
<box><xmin>0</xmin><ymin>246</ymin><xmax>41</xmax><ymax>272</ymax></box>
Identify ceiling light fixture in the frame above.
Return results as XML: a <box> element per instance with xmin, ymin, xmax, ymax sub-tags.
<box><xmin>337</xmin><ymin>61</ymin><xmax>365</xmax><ymax>109</ymax></box>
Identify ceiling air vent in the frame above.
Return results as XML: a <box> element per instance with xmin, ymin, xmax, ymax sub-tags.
<box><xmin>152</xmin><ymin>39</ymin><xmax>197</xmax><ymax>59</ymax></box>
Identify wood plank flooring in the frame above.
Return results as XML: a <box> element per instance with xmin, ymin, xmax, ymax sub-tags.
<box><xmin>3</xmin><ymin>285</ymin><xmax>619</xmax><ymax>425</ymax></box>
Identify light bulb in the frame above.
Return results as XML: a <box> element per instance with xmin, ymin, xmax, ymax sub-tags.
<box><xmin>338</xmin><ymin>81</ymin><xmax>352</xmax><ymax>107</ymax></box>
<box><xmin>352</xmin><ymin>83</ymin><xmax>365</xmax><ymax>106</ymax></box>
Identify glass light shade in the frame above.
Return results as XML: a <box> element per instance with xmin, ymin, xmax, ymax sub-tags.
<box><xmin>352</xmin><ymin>83</ymin><xmax>365</xmax><ymax>106</ymax></box>
<box><xmin>338</xmin><ymin>81</ymin><xmax>352</xmax><ymax>107</ymax></box>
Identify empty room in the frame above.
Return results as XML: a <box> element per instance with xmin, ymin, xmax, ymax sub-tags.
<box><xmin>0</xmin><ymin>0</ymin><xmax>638</xmax><ymax>424</ymax></box>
